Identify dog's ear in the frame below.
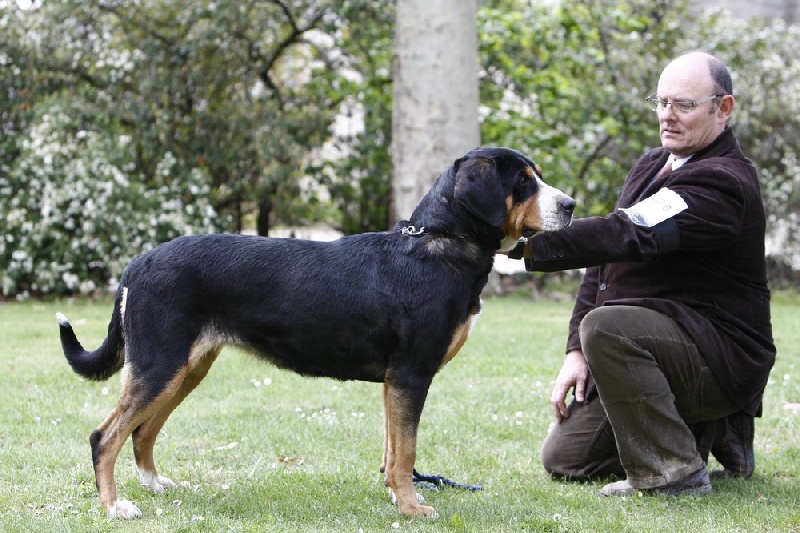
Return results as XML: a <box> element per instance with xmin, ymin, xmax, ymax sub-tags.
<box><xmin>453</xmin><ymin>156</ymin><xmax>507</xmax><ymax>226</ymax></box>
<box><xmin>452</xmin><ymin>154</ymin><xmax>469</xmax><ymax>174</ymax></box>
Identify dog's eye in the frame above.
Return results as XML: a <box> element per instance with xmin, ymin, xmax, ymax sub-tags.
<box><xmin>520</xmin><ymin>170</ymin><xmax>534</xmax><ymax>184</ymax></box>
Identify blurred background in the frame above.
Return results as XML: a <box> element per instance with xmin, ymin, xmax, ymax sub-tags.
<box><xmin>1</xmin><ymin>0</ymin><xmax>797</xmax><ymax>299</ymax></box>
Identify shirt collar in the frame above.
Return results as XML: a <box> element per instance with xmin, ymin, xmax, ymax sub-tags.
<box><xmin>667</xmin><ymin>154</ymin><xmax>692</xmax><ymax>170</ymax></box>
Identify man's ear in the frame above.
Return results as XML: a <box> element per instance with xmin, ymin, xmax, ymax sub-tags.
<box><xmin>718</xmin><ymin>94</ymin><xmax>735</xmax><ymax>120</ymax></box>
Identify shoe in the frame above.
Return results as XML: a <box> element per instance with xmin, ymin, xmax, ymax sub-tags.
<box><xmin>599</xmin><ymin>468</ymin><xmax>711</xmax><ymax>497</ymax></box>
<box><xmin>598</xmin><ymin>479</ymin><xmax>636</xmax><ymax>496</ymax></box>
<box><xmin>709</xmin><ymin>412</ymin><xmax>755</xmax><ymax>480</ymax></box>
<box><xmin>656</xmin><ymin>467</ymin><xmax>712</xmax><ymax>495</ymax></box>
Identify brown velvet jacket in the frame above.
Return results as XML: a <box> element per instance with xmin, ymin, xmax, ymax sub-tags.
<box><xmin>525</xmin><ymin>127</ymin><xmax>775</xmax><ymax>416</ymax></box>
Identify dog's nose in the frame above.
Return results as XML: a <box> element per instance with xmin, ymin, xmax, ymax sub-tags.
<box><xmin>560</xmin><ymin>197</ymin><xmax>576</xmax><ymax>215</ymax></box>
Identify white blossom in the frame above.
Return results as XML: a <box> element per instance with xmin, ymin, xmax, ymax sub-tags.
<box><xmin>1</xmin><ymin>100</ymin><xmax>219</xmax><ymax>299</ymax></box>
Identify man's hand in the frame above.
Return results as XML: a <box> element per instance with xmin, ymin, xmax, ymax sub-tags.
<box><xmin>550</xmin><ymin>349</ymin><xmax>589</xmax><ymax>423</ymax></box>
<box><xmin>505</xmin><ymin>239</ymin><xmax>527</xmax><ymax>259</ymax></box>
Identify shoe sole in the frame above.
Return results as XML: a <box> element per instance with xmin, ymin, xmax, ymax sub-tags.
<box><xmin>600</xmin><ymin>482</ymin><xmax>712</xmax><ymax>497</ymax></box>
<box><xmin>657</xmin><ymin>482</ymin><xmax>712</xmax><ymax>496</ymax></box>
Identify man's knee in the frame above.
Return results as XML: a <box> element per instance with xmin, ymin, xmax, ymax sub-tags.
<box><xmin>579</xmin><ymin>305</ymin><xmax>674</xmax><ymax>370</ymax></box>
<box><xmin>539</xmin><ymin>395</ymin><xmax>626</xmax><ymax>481</ymax></box>
<box><xmin>541</xmin><ymin>432</ymin><xmax>622</xmax><ymax>480</ymax></box>
<box><xmin>540</xmin><ymin>427</ymin><xmax>562</xmax><ymax>475</ymax></box>
<box><xmin>540</xmin><ymin>425</ymin><xmax>583</xmax><ymax>478</ymax></box>
<box><xmin>578</xmin><ymin>306</ymin><xmax>636</xmax><ymax>355</ymax></box>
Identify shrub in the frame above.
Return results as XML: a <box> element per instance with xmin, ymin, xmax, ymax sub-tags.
<box><xmin>0</xmin><ymin>97</ymin><xmax>218</xmax><ymax>300</ymax></box>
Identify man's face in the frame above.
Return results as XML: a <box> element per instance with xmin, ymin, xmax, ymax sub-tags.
<box><xmin>655</xmin><ymin>56</ymin><xmax>732</xmax><ymax>158</ymax></box>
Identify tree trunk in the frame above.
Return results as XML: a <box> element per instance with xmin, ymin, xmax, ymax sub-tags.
<box><xmin>256</xmin><ymin>192</ymin><xmax>272</xmax><ymax>236</ymax></box>
<box><xmin>391</xmin><ymin>0</ymin><xmax>480</xmax><ymax>224</ymax></box>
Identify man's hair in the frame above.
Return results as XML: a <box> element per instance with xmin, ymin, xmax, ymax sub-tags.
<box><xmin>708</xmin><ymin>56</ymin><xmax>733</xmax><ymax>96</ymax></box>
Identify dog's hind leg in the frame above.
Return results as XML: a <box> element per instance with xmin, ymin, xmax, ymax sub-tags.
<box><xmin>132</xmin><ymin>346</ymin><xmax>221</xmax><ymax>494</ymax></box>
<box><xmin>383</xmin><ymin>377</ymin><xmax>438</xmax><ymax>518</ymax></box>
<box><xmin>91</xmin><ymin>361</ymin><xmax>193</xmax><ymax>518</ymax></box>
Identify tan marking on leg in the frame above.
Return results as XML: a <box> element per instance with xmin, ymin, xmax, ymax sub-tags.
<box><xmin>133</xmin><ymin>345</ymin><xmax>221</xmax><ymax>491</ymax></box>
<box><xmin>383</xmin><ymin>382</ymin><xmax>437</xmax><ymax>518</ymax></box>
<box><xmin>92</xmin><ymin>363</ymin><xmax>191</xmax><ymax>518</ymax></box>
<box><xmin>381</xmin><ymin>382</ymin><xmax>390</xmax><ymax>481</ymax></box>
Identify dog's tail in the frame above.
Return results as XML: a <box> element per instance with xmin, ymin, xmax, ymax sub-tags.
<box><xmin>56</xmin><ymin>290</ymin><xmax>126</xmax><ymax>381</ymax></box>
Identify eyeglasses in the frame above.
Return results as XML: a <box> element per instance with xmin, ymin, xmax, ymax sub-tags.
<box><xmin>646</xmin><ymin>94</ymin><xmax>724</xmax><ymax>114</ymax></box>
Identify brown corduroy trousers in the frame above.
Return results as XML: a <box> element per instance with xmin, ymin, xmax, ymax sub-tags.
<box><xmin>540</xmin><ymin>306</ymin><xmax>739</xmax><ymax>488</ymax></box>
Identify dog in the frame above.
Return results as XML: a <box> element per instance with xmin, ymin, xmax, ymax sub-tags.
<box><xmin>57</xmin><ymin>146</ymin><xmax>575</xmax><ymax>519</ymax></box>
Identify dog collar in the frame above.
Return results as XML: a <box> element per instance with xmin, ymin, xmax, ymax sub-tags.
<box><xmin>400</xmin><ymin>225</ymin><xmax>426</xmax><ymax>236</ymax></box>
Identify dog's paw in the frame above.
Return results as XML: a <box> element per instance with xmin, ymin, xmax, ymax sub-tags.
<box><xmin>422</xmin><ymin>506</ymin><xmax>439</xmax><ymax>519</ymax></box>
<box><xmin>139</xmin><ymin>470</ymin><xmax>177</xmax><ymax>493</ymax></box>
<box><xmin>402</xmin><ymin>501</ymin><xmax>439</xmax><ymax>519</ymax></box>
<box><xmin>387</xmin><ymin>489</ymin><xmax>425</xmax><ymax>505</ymax></box>
<box><xmin>108</xmin><ymin>499</ymin><xmax>141</xmax><ymax>519</ymax></box>
<box><xmin>388</xmin><ymin>489</ymin><xmax>438</xmax><ymax>519</ymax></box>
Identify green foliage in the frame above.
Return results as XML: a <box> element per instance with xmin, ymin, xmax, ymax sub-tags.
<box><xmin>477</xmin><ymin>0</ymin><xmax>686</xmax><ymax>216</ymax></box>
<box><xmin>0</xmin><ymin>94</ymin><xmax>216</xmax><ymax>298</ymax></box>
<box><xmin>2</xmin><ymin>0</ymin><xmax>344</xmax><ymax>236</ymax></box>
<box><xmin>2</xmin><ymin>0</ymin><xmax>798</xmax><ymax>299</ymax></box>
<box><xmin>1</xmin><ymin>297</ymin><xmax>799</xmax><ymax>530</ymax></box>
<box><xmin>312</xmin><ymin>0</ymin><xmax>395</xmax><ymax>235</ymax></box>
<box><xmin>0</xmin><ymin>0</ymin><xmax>375</xmax><ymax>298</ymax></box>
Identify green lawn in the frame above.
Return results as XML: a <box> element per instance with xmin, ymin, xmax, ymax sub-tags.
<box><xmin>1</xmin><ymin>294</ymin><xmax>798</xmax><ymax>532</ymax></box>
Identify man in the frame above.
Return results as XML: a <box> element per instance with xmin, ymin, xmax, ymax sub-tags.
<box><xmin>519</xmin><ymin>51</ymin><xmax>775</xmax><ymax>495</ymax></box>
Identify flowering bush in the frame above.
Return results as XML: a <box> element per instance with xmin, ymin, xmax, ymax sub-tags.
<box><xmin>0</xmin><ymin>98</ymin><xmax>218</xmax><ymax>300</ymax></box>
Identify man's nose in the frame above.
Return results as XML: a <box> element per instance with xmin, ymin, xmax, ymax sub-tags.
<box><xmin>658</xmin><ymin>104</ymin><xmax>678</xmax><ymax>118</ymax></box>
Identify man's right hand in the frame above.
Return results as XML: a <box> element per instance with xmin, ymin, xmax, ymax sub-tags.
<box><xmin>550</xmin><ymin>349</ymin><xmax>590</xmax><ymax>423</ymax></box>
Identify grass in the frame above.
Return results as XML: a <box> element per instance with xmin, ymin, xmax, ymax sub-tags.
<box><xmin>0</xmin><ymin>294</ymin><xmax>799</xmax><ymax>532</ymax></box>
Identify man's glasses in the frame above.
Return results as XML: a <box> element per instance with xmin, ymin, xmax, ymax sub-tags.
<box><xmin>646</xmin><ymin>94</ymin><xmax>724</xmax><ymax>114</ymax></box>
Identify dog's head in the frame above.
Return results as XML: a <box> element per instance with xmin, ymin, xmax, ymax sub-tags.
<box><xmin>452</xmin><ymin>147</ymin><xmax>575</xmax><ymax>250</ymax></box>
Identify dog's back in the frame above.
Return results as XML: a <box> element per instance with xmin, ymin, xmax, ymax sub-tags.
<box><xmin>116</xmin><ymin>232</ymin><xmax>486</xmax><ymax>382</ymax></box>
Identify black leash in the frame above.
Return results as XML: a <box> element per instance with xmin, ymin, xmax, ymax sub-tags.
<box><xmin>412</xmin><ymin>468</ymin><xmax>482</xmax><ymax>492</ymax></box>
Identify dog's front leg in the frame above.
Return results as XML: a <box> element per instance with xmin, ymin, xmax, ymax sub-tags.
<box><xmin>382</xmin><ymin>379</ymin><xmax>437</xmax><ymax>519</ymax></box>
<box><xmin>381</xmin><ymin>382</ymin><xmax>390</xmax><ymax>482</ymax></box>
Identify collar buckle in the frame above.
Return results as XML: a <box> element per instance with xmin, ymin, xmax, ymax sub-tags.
<box><xmin>400</xmin><ymin>225</ymin><xmax>425</xmax><ymax>236</ymax></box>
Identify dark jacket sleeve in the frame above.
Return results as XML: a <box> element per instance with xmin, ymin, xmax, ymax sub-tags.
<box><xmin>524</xmin><ymin>212</ymin><xmax>679</xmax><ymax>272</ymax></box>
<box><xmin>524</xmin><ymin>161</ymin><xmax>747</xmax><ymax>273</ymax></box>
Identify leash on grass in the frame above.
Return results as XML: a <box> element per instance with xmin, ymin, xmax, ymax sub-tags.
<box><xmin>412</xmin><ymin>468</ymin><xmax>482</xmax><ymax>491</ymax></box>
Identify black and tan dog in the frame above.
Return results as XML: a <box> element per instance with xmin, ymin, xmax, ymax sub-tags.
<box><xmin>57</xmin><ymin>147</ymin><xmax>575</xmax><ymax>519</ymax></box>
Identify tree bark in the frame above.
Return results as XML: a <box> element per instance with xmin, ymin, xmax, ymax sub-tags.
<box><xmin>391</xmin><ymin>0</ymin><xmax>480</xmax><ymax>224</ymax></box>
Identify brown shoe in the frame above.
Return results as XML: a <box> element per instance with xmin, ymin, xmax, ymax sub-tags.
<box><xmin>709</xmin><ymin>412</ymin><xmax>755</xmax><ymax>480</ymax></box>
<box><xmin>599</xmin><ymin>468</ymin><xmax>711</xmax><ymax>497</ymax></box>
